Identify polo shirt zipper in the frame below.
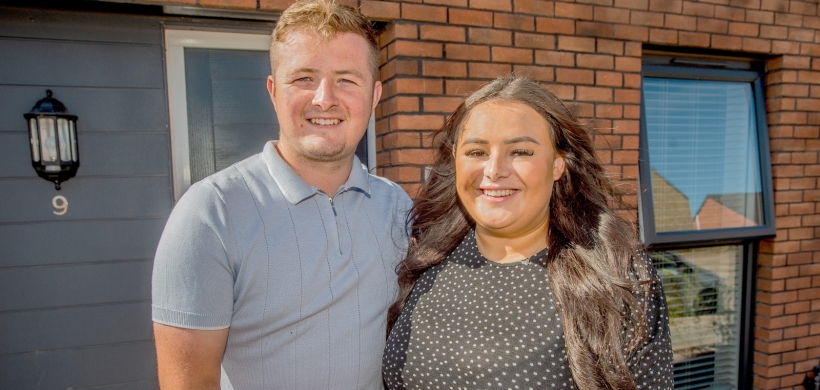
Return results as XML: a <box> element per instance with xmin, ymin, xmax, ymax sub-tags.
<box><xmin>329</xmin><ymin>196</ymin><xmax>342</xmax><ymax>255</ymax></box>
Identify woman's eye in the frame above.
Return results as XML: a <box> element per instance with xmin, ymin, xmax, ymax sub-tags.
<box><xmin>512</xmin><ymin>149</ymin><xmax>534</xmax><ymax>156</ymax></box>
<box><xmin>465</xmin><ymin>149</ymin><xmax>487</xmax><ymax>157</ymax></box>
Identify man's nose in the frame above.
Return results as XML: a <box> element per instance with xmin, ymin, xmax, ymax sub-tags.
<box><xmin>312</xmin><ymin>79</ymin><xmax>339</xmax><ymax>111</ymax></box>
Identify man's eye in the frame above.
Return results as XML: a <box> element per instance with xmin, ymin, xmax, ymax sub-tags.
<box><xmin>512</xmin><ymin>149</ymin><xmax>534</xmax><ymax>156</ymax></box>
<box><xmin>293</xmin><ymin>77</ymin><xmax>311</xmax><ymax>82</ymax></box>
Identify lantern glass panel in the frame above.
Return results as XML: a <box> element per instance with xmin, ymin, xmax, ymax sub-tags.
<box><xmin>57</xmin><ymin>118</ymin><xmax>71</xmax><ymax>162</ymax></box>
<box><xmin>29</xmin><ymin>118</ymin><xmax>40</xmax><ymax>162</ymax></box>
<box><xmin>69</xmin><ymin>121</ymin><xmax>78</xmax><ymax>162</ymax></box>
<box><xmin>38</xmin><ymin>117</ymin><xmax>57</xmax><ymax>163</ymax></box>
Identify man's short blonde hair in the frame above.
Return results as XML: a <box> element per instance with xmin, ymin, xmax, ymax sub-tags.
<box><xmin>270</xmin><ymin>0</ymin><xmax>379</xmax><ymax>81</ymax></box>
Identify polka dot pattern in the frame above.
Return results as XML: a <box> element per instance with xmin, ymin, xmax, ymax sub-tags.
<box><xmin>383</xmin><ymin>230</ymin><xmax>674</xmax><ymax>389</ymax></box>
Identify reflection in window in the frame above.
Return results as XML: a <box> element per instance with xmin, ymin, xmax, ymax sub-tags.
<box><xmin>649</xmin><ymin>245</ymin><xmax>742</xmax><ymax>389</ymax></box>
<box><xmin>643</xmin><ymin>78</ymin><xmax>764</xmax><ymax>233</ymax></box>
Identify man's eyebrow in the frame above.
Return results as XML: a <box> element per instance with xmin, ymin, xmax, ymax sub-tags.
<box><xmin>334</xmin><ymin>69</ymin><xmax>365</xmax><ymax>79</ymax></box>
<box><xmin>288</xmin><ymin>67</ymin><xmax>318</xmax><ymax>75</ymax></box>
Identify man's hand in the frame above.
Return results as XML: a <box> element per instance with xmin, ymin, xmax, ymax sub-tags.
<box><xmin>154</xmin><ymin>322</ymin><xmax>229</xmax><ymax>390</ymax></box>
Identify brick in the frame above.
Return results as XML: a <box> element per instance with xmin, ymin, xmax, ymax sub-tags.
<box><xmin>577</xmin><ymin>86</ymin><xmax>613</xmax><ymax>102</ymax></box>
<box><xmin>360</xmin><ymin>1</ymin><xmax>401</xmax><ymax>20</ymax></box>
<box><xmin>649</xmin><ymin>0</ymin><xmax>681</xmax><ymax>13</ymax></box>
<box><xmin>513</xmin><ymin>0</ymin><xmax>555</xmax><ymax>16</ymax></box>
<box><xmin>613</xmin><ymin>150</ymin><xmax>638</xmax><ymax>164</ymax></box>
<box><xmin>743</xmin><ymin>38</ymin><xmax>772</xmax><ymax>53</ymax></box>
<box><xmin>471</xmin><ymin>0</ymin><xmax>512</xmax><ymax>12</ymax></box>
<box><xmin>555</xmin><ymin>68</ymin><xmax>595</xmax><ymax>84</ymax></box>
<box><xmin>389</xmin><ymin>115</ymin><xmax>444</xmax><ymax>131</ymax></box>
<box><xmin>665</xmin><ymin>14</ymin><xmax>697</xmax><ymax>31</ymax></box>
<box><xmin>492</xmin><ymin>47</ymin><xmax>533</xmax><ymax>64</ymax></box>
<box><xmin>760</xmin><ymin>25</ymin><xmax>788</xmax><ymax>40</ymax></box>
<box><xmin>698</xmin><ymin>17</ymin><xmax>729</xmax><ymax>34</ymax></box>
<box><xmin>445</xmin><ymin>79</ymin><xmax>489</xmax><ymax>95</ymax></box>
<box><xmin>614</xmin><ymin>89</ymin><xmax>640</xmax><ymax>103</ymax></box>
<box><xmin>802</xmin><ymin>43</ymin><xmax>820</xmax><ymax>57</ymax></box>
<box><xmin>382</xmin><ymin>166</ymin><xmax>422</xmax><ymax>182</ymax></box>
<box><xmin>555</xmin><ymin>2</ymin><xmax>593</xmax><ymax>20</ymax></box>
<box><xmin>596</xmin><ymin>104</ymin><xmax>623</xmax><ymax>118</ymax></box>
<box><xmin>679</xmin><ymin>31</ymin><xmax>710</xmax><ymax>47</ymax></box>
<box><xmin>393</xmin><ymin>41</ymin><xmax>443</xmax><ymax>58</ymax></box>
<box><xmin>775</xmin><ymin>13</ymin><xmax>803</xmax><ymax>28</ymax></box>
<box><xmin>631</xmin><ymin>10</ymin><xmax>664</xmax><ymax>28</ymax></box>
<box><xmin>593</xmin><ymin>6</ymin><xmax>629</xmax><ymax>24</ymax></box>
<box><xmin>422</xmin><ymin>60</ymin><xmax>466</xmax><ymax>78</ymax></box>
<box><xmin>613</xmin><ymin>25</ymin><xmax>648</xmax><ymax>41</ymax></box>
<box><xmin>715</xmin><ymin>5</ymin><xmax>745</xmax><ymax>21</ymax></box>
<box><xmin>557</xmin><ymin>36</ymin><xmax>596</xmax><ymax>53</ymax></box>
<box><xmin>445</xmin><ymin>44</ymin><xmax>490</xmax><ymax>61</ymax></box>
<box><xmin>201</xmin><ymin>0</ymin><xmax>255</xmax><ymax>9</ymax></box>
<box><xmin>469</xmin><ymin>62</ymin><xmax>512</xmax><ymax>78</ymax></box>
<box><xmin>711</xmin><ymin>34</ymin><xmax>743</xmax><ymax>51</ymax></box>
<box><xmin>613</xmin><ymin>0</ymin><xmax>648</xmax><ymax>10</ymax></box>
<box><xmin>468</xmin><ymin>28</ymin><xmax>512</xmax><ymax>45</ymax></box>
<box><xmin>424</xmin><ymin>0</ymin><xmax>468</xmax><ymax>6</ymax></box>
<box><xmin>535</xmin><ymin>17</ymin><xmax>575</xmax><ymax>34</ymax></box>
<box><xmin>746</xmin><ymin>10</ymin><xmax>774</xmax><ymax>25</ymax></box>
<box><xmin>382</xmin><ymin>131</ymin><xmax>421</xmax><ymax>149</ymax></box>
<box><xmin>596</xmin><ymin>71</ymin><xmax>623</xmax><ymax>87</ymax></box>
<box><xmin>423</xmin><ymin>96</ymin><xmax>463</xmax><ymax>113</ymax></box>
<box><xmin>494</xmin><ymin>13</ymin><xmax>535</xmax><ymax>31</ymax></box>
<box><xmin>576</xmin><ymin>53</ymin><xmax>613</xmax><ymax>69</ymax></box>
<box><xmin>791</xmin><ymin>1</ymin><xmax>818</xmax><ymax>16</ymax></box>
<box><xmin>401</xmin><ymin>3</ymin><xmax>447</xmax><ymax>23</ymax></box>
<box><xmin>682</xmin><ymin>1</ymin><xmax>714</xmax><ymax>17</ymax></box>
<box><xmin>514</xmin><ymin>32</ymin><xmax>556</xmax><ymax>50</ymax></box>
<box><xmin>535</xmin><ymin>50</ymin><xmax>575</xmax><ymax>66</ymax></box>
<box><xmin>576</xmin><ymin>21</ymin><xmax>615</xmax><ymax>38</ymax></box>
<box><xmin>381</xmin><ymin>96</ymin><xmax>420</xmax><ymax>116</ymax></box>
<box><xmin>420</xmin><ymin>25</ymin><xmax>466</xmax><ymax>43</ymax></box>
<box><xmin>544</xmin><ymin>84</ymin><xmax>574</xmax><ymax>100</ymax></box>
<box><xmin>387</xmin><ymin>78</ymin><xmax>443</xmax><ymax>95</ymax></box>
<box><xmin>649</xmin><ymin>29</ymin><xmax>678</xmax><ymax>45</ymax></box>
<box><xmin>615</xmin><ymin>57</ymin><xmax>641</xmax><ymax>72</ymax></box>
<box><xmin>512</xmin><ymin>64</ymin><xmax>555</xmax><ymax>82</ymax></box>
<box><xmin>728</xmin><ymin>22</ymin><xmax>759</xmax><ymax>37</ymax></box>
<box><xmin>597</xmin><ymin>39</ymin><xmax>624</xmax><ymax>55</ymax></box>
<box><xmin>449</xmin><ymin>8</ymin><xmax>493</xmax><ymax>27</ymax></box>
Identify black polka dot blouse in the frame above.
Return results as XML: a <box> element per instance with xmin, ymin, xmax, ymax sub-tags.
<box><xmin>383</xmin><ymin>230</ymin><xmax>674</xmax><ymax>389</ymax></box>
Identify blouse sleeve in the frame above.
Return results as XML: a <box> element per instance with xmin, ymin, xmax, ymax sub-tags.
<box><xmin>628</xmin><ymin>250</ymin><xmax>675</xmax><ymax>390</ymax></box>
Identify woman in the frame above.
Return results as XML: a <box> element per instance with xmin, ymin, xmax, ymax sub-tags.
<box><xmin>383</xmin><ymin>76</ymin><xmax>673</xmax><ymax>389</ymax></box>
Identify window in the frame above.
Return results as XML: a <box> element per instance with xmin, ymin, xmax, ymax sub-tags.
<box><xmin>164</xmin><ymin>29</ymin><xmax>376</xmax><ymax>200</ymax></box>
<box><xmin>639</xmin><ymin>49</ymin><xmax>774</xmax><ymax>389</ymax></box>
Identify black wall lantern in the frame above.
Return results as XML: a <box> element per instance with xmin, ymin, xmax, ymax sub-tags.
<box><xmin>24</xmin><ymin>90</ymin><xmax>79</xmax><ymax>190</ymax></box>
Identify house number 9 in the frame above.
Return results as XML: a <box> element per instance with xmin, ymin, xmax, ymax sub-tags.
<box><xmin>52</xmin><ymin>195</ymin><xmax>68</xmax><ymax>216</ymax></box>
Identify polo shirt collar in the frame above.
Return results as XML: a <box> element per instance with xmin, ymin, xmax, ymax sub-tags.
<box><xmin>262</xmin><ymin>141</ymin><xmax>371</xmax><ymax>205</ymax></box>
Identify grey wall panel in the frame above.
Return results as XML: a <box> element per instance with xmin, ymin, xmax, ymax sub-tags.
<box><xmin>0</xmin><ymin>133</ymin><xmax>170</xmax><ymax>178</ymax></box>
<box><xmin>0</xmin><ymin>260</ymin><xmax>151</xmax><ymax>312</ymax></box>
<box><xmin>0</xmin><ymin>302</ymin><xmax>152</xmax><ymax>355</ymax></box>
<box><xmin>79</xmin><ymin>133</ymin><xmax>171</xmax><ymax>176</ymax></box>
<box><xmin>0</xmin><ymin>132</ymin><xmax>32</xmax><ymax>178</ymax></box>
<box><xmin>0</xmin><ymin>218</ymin><xmax>165</xmax><ymax>268</ymax></box>
<box><xmin>0</xmin><ymin>341</ymin><xmax>157</xmax><ymax>390</ymax></box>
<box><xmin>78</xmin><ymin>380</ymin><xmax>160</xmax><ymax>390</ymax></box>
<box><xmin>208</xmin><ymin>48</ymin><xmax>271</xmax><ymax>77</ymax></box>
<box><xmin>0</xmin><ymin>7</ymin><xmax>162</xmax><ymax>44</ymax></box>
<box><xmin>0</xmin><ymin>177</ymin><xmax>172</xmax><ymax>223</ymax></box>
<box><xmin>0</xmin><ymin>39</ymin><xmax>163</xmax><ymax>89</ymax></box>
<box><xmin>0</xmin><ymin>85</ymin><xmax>168</xmax><ymax>133</ymax></box>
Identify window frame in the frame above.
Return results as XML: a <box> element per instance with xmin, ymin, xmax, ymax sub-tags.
<box><xmin>638</xmin><ymin>63</ymin><xmax>777</xmax><ymax>247</ymax></box>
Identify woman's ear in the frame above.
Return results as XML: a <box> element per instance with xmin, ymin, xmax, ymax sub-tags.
<box><xmin>553</xmin><ymin>155</ymin><xmax>566</xmax><ymax>180</ymax></box>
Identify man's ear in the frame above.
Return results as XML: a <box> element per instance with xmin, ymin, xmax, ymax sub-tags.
<box><xmin>371</xmin><ymin>80</ymin><xmax>383</xmax><ymax>111</ymax></box>
<box><xmin>553</xmin><ymin>155</ymin><xmax>566</xmax><ymax>180</ymax></box>
<box><xmin>266</xmin><ymin>75</ymin><xmax>277</xmax><ymax>112</ymax></box>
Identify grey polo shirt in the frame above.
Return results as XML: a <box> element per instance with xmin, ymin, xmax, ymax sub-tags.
<box><xmin>152</xmin><ymin>141</ymin><xmax>412</xmax><ymax>389</ymax></box>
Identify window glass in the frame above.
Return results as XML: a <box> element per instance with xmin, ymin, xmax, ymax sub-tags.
<box><xmin>643</xmin><ymin>78</ymin><xmax>764</xmax><ymax>233</ymax></box>
<box><xmin>650</xmin><ymin>245</ymin><xmax>742</xmax><ymax>389</ymax></box>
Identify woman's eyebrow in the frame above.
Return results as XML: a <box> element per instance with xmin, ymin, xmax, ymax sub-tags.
<box><xmin>504</xmin><ymin>136</ymin><xmax>539</xmax><ymax>144</ymax></box>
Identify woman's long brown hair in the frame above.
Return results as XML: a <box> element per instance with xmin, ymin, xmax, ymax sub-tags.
<box><xmin>387</xmin><ymin>75</ymin><xmax>653</xmax><ymax>389</ymax></box>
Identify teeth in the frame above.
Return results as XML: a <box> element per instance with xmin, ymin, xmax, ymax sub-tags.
<box><xmin>483</xmin><ymin>189</ymin><xmax>516</xmax><ymax>197</ymax></box>
<box><xmin>310</xmin><ymin>118</ymin><xmax>340</xmax><ymax>126</ymax></box>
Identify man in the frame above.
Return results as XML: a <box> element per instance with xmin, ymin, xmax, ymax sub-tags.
<box><xmin>151</xmin><ymin>1</ymin><xmax>411</xmax><ymax>388</ymax></box>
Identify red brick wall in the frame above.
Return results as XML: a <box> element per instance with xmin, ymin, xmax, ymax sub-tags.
<box><xmin>144</xmin><ymin>0</ymin><xmax>819</xmax><ymax>388</ymax></box>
